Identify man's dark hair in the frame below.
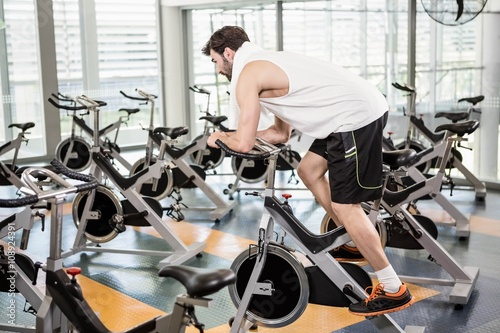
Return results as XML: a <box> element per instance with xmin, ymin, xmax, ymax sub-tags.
<box><xmin>202</xmin><ymin>26</ymin><xmax>250</xmax><ymax>56</ymax></box>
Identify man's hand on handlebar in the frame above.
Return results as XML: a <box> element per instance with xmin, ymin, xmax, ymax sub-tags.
<box><xmin>207</xmin><ymin>131</ymin><xmax>229</xmax><ymax>148</ymax></box>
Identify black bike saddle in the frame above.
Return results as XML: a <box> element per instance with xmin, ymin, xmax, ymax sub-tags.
<box><xmin>159</xmin><ymin>265</ymin><xmax>236</xmax><ymax>298</ymax></box>
<box><xmin>383</xmin><ymin>149</ymin><xmax>419</xmax><ymax>170</ymax></box>
<box><xmin>199</xmin><ymin>115</ymin><xmax>228</xmax><ymax>126</ymax></box>
<box><xmin>153</xmin><ymin>126</ymin><xmax>189</xmax><ymax>140</ymax></box>
<box><xmin>435</xmin><ymin>119</ymin><xmax>479</xmax><ymax>137</ymax></box>
<box><xmin>8</xmin><ymin>122</ymin><xmax>35</xmax><ymax>131</ymax></box>
<box><xmin>458</xmin><ymin>95</ymin><xmax>484</xmax><ymax>105</ymax></box>
<box><xmin>119</xmin><ymin>108</ymin><xmax>140</xmax><ymax>115</ymax></box>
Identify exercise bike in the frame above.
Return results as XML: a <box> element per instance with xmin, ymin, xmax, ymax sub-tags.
<box><xmin>48</xmin><ymin>95</ymin><xmax>206</xmax><ymax>267</ymax></box>
<box><xmin>224</xmin><ymin>130</ymin><xmax>303</xmax><ymax>200</ymax></box>
<box><xmin>389</xmin><ymin>82</ymin><xmax>486</xmax><ymax>201</ymax></box>
<box><xmin>121</xmin><ymin>89</ymin><xmax>210</xmax><ymax>201</ymax></box>
<box><xmin>120</xmin><ymin>89</ymin><xmax>172</xmax><ymax>201</ymax></box>
<box><xmin>321</xmin><ymin>123</ymin><xmax>479</xmax><ymax>306</ymax></box>
<box><xmin>215</xmin><ymin>138</ymin><xmax>425</xmax><ymax>333</ymax></box>
<box><xmin>188</xmin><ymin>85</ymin><xmax>231</xmax><ymax>170</ymax></box>
<box><xmin>0</xmin><ymin>122</ymin><xmax>56</xmax><ymax>190</ymax></box>
<box><xmin>0</xmin><ymin>207</ymin><xmax>45</xmax><ymax>333</ymax></box>
<box><xmin>0</xmin><ymin>161</ymin><xmax>236</xmax><ymax>333</ymax></box>
<box><xmin>53</xmin><ymin>92</ymin><xmax>139</xmax><ymax>172</ymax></box>
<box><xmin>0</xmin><ymin>159</ymin><xmax>97</xmax><ymax>333</ymax></box>
<box><xmin>121</xmin><ymin>89</ymin><xmax>235</xmax><ymax>222</ymax></box>
<box><xmin>383</xmin><ymin>118</ymin><xmax>479</xmax><ymax>238</ymax></box>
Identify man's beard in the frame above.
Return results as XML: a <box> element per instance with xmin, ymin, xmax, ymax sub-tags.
<box><xmin>222</xmin><ymin>58</ymin><xmax>233</xmax><ymax>82</ymax></box>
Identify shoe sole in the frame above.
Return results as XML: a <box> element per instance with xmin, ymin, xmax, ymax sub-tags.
<box><xmin>348</xmin><ymin>296</ymin><xmax>415</xmax><ymax>317</ymax></box>
<box><xmin>335</xmin><ymin>257</ymin><xmax>367</xmax><ymax>264</ymax></box>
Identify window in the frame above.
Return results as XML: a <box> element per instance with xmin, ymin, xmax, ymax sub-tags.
<box><xmin>187</xmin><ymin>0</ymin><xmax>486</xmax><ymax>180</ymax></box>
<box><xmin>53</xmin><ymin>0</ymin><xmax>83</xmax><ymax>134</ymax></box>
<box><xmin>94</xmin><ymin>0</ymin><xmax>160</xmax><ymax>147</ymax></box>
<box><xmin>190</xmin><ymin>5</ymin><xmax>276</xmax><ymax>134</ymax></box>
<box><xmin>52</xmin><ymin>0</ymin><xmax>160</xmax><ymax>147</ymax></box>
<box><xmin>1</xmin><ymin>0</ymin><xmax>44</xmax><ymax>158</ymax></box>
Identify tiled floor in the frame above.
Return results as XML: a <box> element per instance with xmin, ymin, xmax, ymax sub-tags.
<box><xmin>1</xmin><ymin>158</ymin><xmax>500</xmax><ymax>333</ymax></box>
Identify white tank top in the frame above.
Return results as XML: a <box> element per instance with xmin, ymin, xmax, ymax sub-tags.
<box><xmin>235</xmin><ymin>45</ymin><xmax>388</xmax><ymax>139</ymax></box>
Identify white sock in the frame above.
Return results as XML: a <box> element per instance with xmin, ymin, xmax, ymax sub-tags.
<box><xmin>375</xmin><ymin>265</ymin><xmax>402</xmax><ymax>293</ymax></box>
<box><xmin>346</xmin><ymin>241</ymin><xmax>356</xmax><ymax>248</ymax></box>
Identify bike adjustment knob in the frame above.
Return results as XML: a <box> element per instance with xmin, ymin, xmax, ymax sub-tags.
<box><xmin>66</xmin><ymin>267</ymin><xmax>82</xmax><ymax>283</ymax></box>
<box><xmin>66</xmin><ymin>267</ymin><xmax>85</xmax><ymax>301</ymax></box>
<box><xmin>282</xmin><ymin>193</ymin><xmax>293</xmax><ymax>205</ymax></box>
<box><xmin>281</xmin><ymin>194</ymin><xmax>294</xmax><ymax>215</ymax></box>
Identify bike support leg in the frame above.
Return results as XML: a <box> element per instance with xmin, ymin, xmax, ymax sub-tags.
<box><xmin>171</xmin><ymin>157</ymin><xmax>235</xmax><ymax>221</ymax></box>
<box><xmin>452</xmin><ymin>157</ymin><xmax>487</xmax><ymax>199</ymax></box>
<box><xmin>406</xmin><ymin>167</ymin><xmax>470</xmax><ymax>238</ymax></box>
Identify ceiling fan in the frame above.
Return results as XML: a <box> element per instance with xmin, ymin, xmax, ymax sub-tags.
<box><xmin>421</xmin><ymin>0</ymin><xmax>488</xmax><ymax>26</ymax></box>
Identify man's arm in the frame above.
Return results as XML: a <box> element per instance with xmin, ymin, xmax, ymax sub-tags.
<box><xmin>207</xmin><ymin>60</ymin><xmax>289</xmax><ymax>152</ymax></box>
<box><xmin>257</xmin><ymin>117</ymin><xmax>292</xmax><ymax>144</ymax></box>
<box><xmin>206</xmin><ymin>88</ymin><xmax>260</xmax><ymax>152</ymax></box>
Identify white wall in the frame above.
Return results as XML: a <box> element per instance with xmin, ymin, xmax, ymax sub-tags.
<box><xmin>159</xmin><ymin>5</ymin><xmax>188</xmax><ymax>129</ymax></box>
<box><xmin>478</xmin><ymin>0</ymin><xmax>500</xmax><ymax>180</ymax></box>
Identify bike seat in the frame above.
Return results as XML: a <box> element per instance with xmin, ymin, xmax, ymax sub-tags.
<box><xmin>199</xmin><ymin>115</ymin><xmax>228</xmax><ymax>126</ymax></box>
<box><xmin>434</xmin><ymin>111</ymin><xmax>469</xmax><ymax>123</ymax></box>
<box><xmin>435</xmin><ymin>119</ymin><xmax>479</xmax><ymax>137</ymax></box>
<box><xmin>458</xmin><ymin>95</ymin><xmax>484</xmax><ymax>105</ymax></box>
<box><xmin>382</xmin><ymin>149</ymin><xmax>419</xmax><ymax>170</ymax></box>
<box><xmin>8</xmin><ymin>122</ymin><xmax>35</xmax><ymax>132</ymax></box>
<box><xmin>153</xmin><ymin>126</ymin><xmax>189</xmax><ymax>140</ymax></box>
<box><xmin>158</xmin><ymin>265</ymin><xmax>236</xmax><ymax>298</ymax></box>
<box><xmin>118</xmin><ymin>108</ymin><xmax>140</xmax><ymax>115</ymax></box>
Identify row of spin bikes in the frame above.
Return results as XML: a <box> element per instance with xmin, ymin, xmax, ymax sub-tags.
<box><xmin>0</xmin><ymin>83</ymin><xmax>485</xmax><ymax>332</ymax></box>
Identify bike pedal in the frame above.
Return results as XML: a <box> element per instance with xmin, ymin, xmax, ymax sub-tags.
<box><xmin>109</xmin><ymin>214</ymin><xmax>126</xmax><ymax>233</ymax></box>
<box><xmin>228</xmin><ymin>317</ymin><xmax>258</xmax><ymax>331</ymax></box>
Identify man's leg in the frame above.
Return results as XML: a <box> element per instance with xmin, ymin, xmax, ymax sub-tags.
<box><xmin>298</xmin><ymin>148</ymin><xmax>362</xmax><ymax>261</ymax></box>
<box><xmin>297</xmin><ymin>151</ymin><xmax>338</xmax><ymax>223</ymax></box>
<box><xmin>325</xmin><ymin>112</ymin><xmax>414</xmax><ymax>316</ymax></box>
<box><xmin>331</xmin><ymin>202</ymin><xmax>388</xmax><ymax>270</ymax></box>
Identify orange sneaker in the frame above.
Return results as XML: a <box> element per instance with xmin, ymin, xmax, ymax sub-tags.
<box><xmin>349</xmin><ymin>283</ymin><xmax>415</xmax><ymax>316</ymax></box>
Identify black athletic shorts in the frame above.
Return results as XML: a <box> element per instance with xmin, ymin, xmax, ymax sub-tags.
<box><xmin>309</xmin><ymin>111</ymin><xmax>389</xmax><ymax>204</ymax></box>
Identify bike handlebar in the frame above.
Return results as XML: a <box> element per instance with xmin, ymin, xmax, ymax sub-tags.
<box><xmin>189</xmin><ymin>85</ymin><xmax>211</xmax><ymax>95</ymax></box>
<box><xmin>120</xmin><ymin>89</ymin><xmax>157</xmax><ymax>101</ymax></box>
<box><xmin>49</xmin><ymin>159</ymin><xmax>98</xmax><ymax>192</ymax></box>
<box><xmin>392</xmin><ymin>82</ymin><xmax>416</xmax><ymax>93</ymax></box>
<box><xmin>0</xmin><ymin>194</ymin><xmax>39</xmax><ymax>208</ymax></box>
<box><xmin>48</xmin><ymin>96</ymin><xmax>107</xmax><ymax>111</ymax></box>
<box><xmin>51</xmin><ymin>92</ymin><xmax>75</xmax><ymax>103</ymax></box>
<box><xmin>48</xmin><ymin>97</ymin><xmax>86</xmax><ymax>111</ymax></box>
<box><xmin>0</xmin><ymin>159</ymin><xmax>98</xmax><ymax>208</ymax></box>
<box><xmin>215</xmin><ymin>138</ymin><xmax>284</xmax><ymax>160</ymax></box>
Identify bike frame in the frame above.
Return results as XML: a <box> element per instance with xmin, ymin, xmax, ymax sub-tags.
<box><xmin>219</xmin><ymin>138</ymin><xmax>424</xmax><ymax>333</ymax></box>
<box><xmin>0</xmin><ymin>124</ymin><xmax>33</xmax><ymax>188</ymax></box>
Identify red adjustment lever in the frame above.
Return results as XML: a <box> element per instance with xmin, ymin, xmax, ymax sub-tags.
<box><xmin>282</xmin><ymin>194</ymin><xmax>292</xmax><ymax>200</ymax></box>
<box><xmin>66</xmin><ymin>267</ymin><xmax>82</xmax><ymax>283</ymax></box>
